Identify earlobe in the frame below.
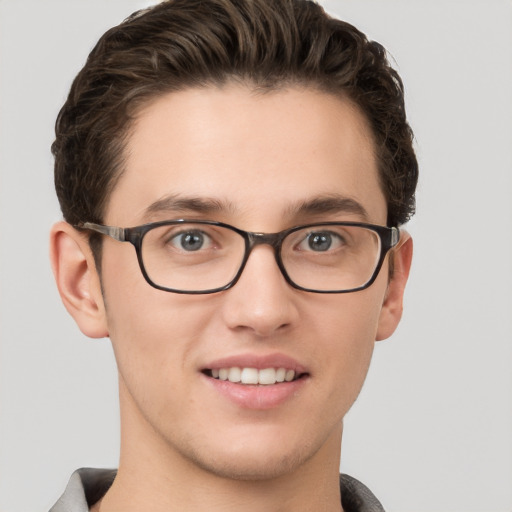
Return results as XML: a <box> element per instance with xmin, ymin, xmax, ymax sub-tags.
<box><xmin>375</xmin><ymin>231</ymin><xmax>413</xmax><ymax>341</ymax></box>
<box><xmin>49</xmin><ymin>221</ymin><xmax>109</xmax><ymax>339</ymax></box>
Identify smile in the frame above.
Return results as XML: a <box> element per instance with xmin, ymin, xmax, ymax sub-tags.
<box><xmin>205</xmin><ymin>367</ymin><xmax>303</xmax><ymax>385</ymax></box>
<box><xmin>202</xmin><ymin>356</ymin><xmax>309</xmax><ymax>409</ymax></box>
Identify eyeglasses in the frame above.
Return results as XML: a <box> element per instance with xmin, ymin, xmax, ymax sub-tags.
<box><xmin>78</xmin><ymin>220</ymin><xmax>399</xmax><ymax>294</ymax></box>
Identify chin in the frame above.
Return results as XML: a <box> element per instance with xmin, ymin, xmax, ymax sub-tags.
<box><xmin>174</xmin><ymin>428</ymin><xmax>321</xmax><ymax>482</ymax></box>
<box><xmin>191</xmin><ymin>449</ymin><xmax>310</xmax><ymax>481</ymax></box>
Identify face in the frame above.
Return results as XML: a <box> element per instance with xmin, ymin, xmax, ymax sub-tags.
<box><xmin>98</xmin><ymin>85</ymin><xmax>395</xmax><ymax>479</ymax></box>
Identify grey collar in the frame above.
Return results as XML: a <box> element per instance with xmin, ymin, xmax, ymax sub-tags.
<box><xmin>50</xmin><ymin>468</ymin><xmax>385</xmax><ymax>512</ymax></box>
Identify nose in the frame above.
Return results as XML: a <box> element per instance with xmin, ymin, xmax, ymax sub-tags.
<box><xmin>220</xmin><ymin>245</ymin><xmax>300</xmax><ymax>337</ymax></box>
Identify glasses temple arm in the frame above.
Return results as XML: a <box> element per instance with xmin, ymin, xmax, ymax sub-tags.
<box><xmin>391</xmin><ymin>227</ymin><xmax>400</xmax><ymax>247</ymax></box>
<box><xmin>78</xmin><ymin>222</ymin><xmax>126</xmax><ymax>242</ymax></box>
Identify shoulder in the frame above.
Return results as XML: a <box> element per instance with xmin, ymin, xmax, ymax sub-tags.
<box><xmin>340</xmin><ymin>473</ymin><xmax>385</xmax><ymax>512</ymax></box>
<box><xmin>49</xmin><ymin>468</ymin><xmax>116</xmax><ymax>512</ymax></box>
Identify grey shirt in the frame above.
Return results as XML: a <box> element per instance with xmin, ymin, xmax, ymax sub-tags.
<box><xmin>50</xmin><ymin>468</ymin><xmax>385</xmax><ymax>512</ymax></box>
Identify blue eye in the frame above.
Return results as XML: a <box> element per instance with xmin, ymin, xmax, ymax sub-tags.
<box><xmin>170</xmin><ymin>231</ymin><xmax>211</xmax><ymax>251</ymax></box>
<box><xmin>308</xmin><ymin>232</ymin><xmax>332</xmax><ymax>251</ymax></box>
<box><xmin>298</xmin><ymin>231</ymin><xmax>344</xmax><ymax>252</ymax></box>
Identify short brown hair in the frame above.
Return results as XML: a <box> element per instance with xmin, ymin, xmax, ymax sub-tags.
<box><xmin>53</xmin><ymin>0</ymin><xmax>418</xmax><ymax>236</ymax></box>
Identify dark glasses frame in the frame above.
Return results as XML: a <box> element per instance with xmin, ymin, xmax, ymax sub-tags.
<box><xmin>77</xmin><ymin>220</ymin><xmax>400</xmax><ymax>294</ymax></box>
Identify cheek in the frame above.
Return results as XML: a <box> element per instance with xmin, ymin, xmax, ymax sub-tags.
<box><xmin>105</xmin><ymin>288</ymin><xmax>201</xmax><ymax>365</ymax></box>
<box><xmin>103</xmin><ymin>289</ymin><xmax>217</xmax><ymax>422</ymax></box>
<box><xmin>99</xmin><ymin>249</ymin><xmax>198</xmax><ymax>380</ymax></box>
<box><xmin>309</xmin><ymin>280</ymin><xmax>385</xmax><ymax>351</ymax></box>
<box><xmin>309</xmin><ymin>285</ymin><xmax>386</xmax><ymax>406</ymax></box>
<box><xmin>101</xmin><ymin>253</ymin><xmax>228</xmax><ymax>397</ymax></box>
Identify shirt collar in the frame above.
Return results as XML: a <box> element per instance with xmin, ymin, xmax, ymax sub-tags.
<box><xmin>50</xmin><ymin>468</ymin><xmax>385</xmax><ymax>512</ymax></box>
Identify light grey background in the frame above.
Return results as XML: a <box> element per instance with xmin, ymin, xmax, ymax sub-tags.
<box><xmin>1</xmin><ymin>1</ymin><xmax>511</xmax><ymax>511</ymax></box>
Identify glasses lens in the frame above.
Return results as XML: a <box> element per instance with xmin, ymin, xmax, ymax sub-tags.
<box><xmin>141</xmin><ymin>223</ymin><xmax>246</xmax><ymax>292</ymax></box>
<box><xmin>281</xmin><ymin>224</ymin><xmax>381</xmax><ymax>291</ymax></box>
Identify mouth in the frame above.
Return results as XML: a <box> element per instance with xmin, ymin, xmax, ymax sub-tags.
<box><xmin>202</xmin><ymin>367</ymin><xmax>307</xmax><ymax>385</ymax></box>
<box><xmin>201</xmin><ymin>355</ymin><xmax>309</xmax><ymax>409</ymax></box>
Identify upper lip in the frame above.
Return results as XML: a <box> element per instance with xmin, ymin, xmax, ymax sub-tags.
<box><xmin>203</xmin><ymin>353</ymin><xmax>307</xmax><ymax>374</ymax></box>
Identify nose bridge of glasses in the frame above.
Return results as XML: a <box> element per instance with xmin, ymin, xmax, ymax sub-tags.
<box><xmin>247</xmin><ymin>232</ymin><xmax>284</xmax><ymax>252</ymax></box>
<box><xmin>238</xmin><ymin>231</ymin><xmax>289</xmax><ymax>287</ymax></box>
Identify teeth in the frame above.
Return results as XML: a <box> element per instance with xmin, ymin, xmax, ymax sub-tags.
<box><xmin>258</xmin><ymin>368</ymin><xmax>276</xmax><ymax>385</ymax></box>
<box><xmin>285</xmin><ymin>369</ymin><xmax>295</xmax><ymax>382</ymax></box>
<box><xmin>210</xmin><ymin>367</ymin><xmax>297</xmax><ymax>385</ymax></box>
<box><xmin>241</xmin><ymin>368</ymin><xmax>259</xmax><ymax>384</ymax></box>
<box><xmin>228</xmin><ymin>367</ymin><xmax>241</xmax><ymax>383</ymax></box>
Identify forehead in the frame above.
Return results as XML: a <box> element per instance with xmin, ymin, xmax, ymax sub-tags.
<box><xmin>106</xmin><ymin>85</ymin><xmax>386</xmax><ymax>227</ymax></box>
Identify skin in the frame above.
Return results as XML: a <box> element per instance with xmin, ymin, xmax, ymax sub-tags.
<box><xmin>50</xmin><ymin>85</ymin><xmax>412</xmax><ymax>512</ymax></box>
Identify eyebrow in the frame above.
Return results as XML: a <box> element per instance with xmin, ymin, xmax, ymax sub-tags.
<box><xmin>286</xmin><ymin>194</ymin><xmax>370</xmax><ymax>221</ymax></box>
<box><xmin>142</xmin><ymin>193</ymin><xmax>369</xmax><ymax>222</ymax></box>
<box><xmin>142</xmin><ymin>194</ymin><xmax>237</xmax><ymax>219</ymax></box>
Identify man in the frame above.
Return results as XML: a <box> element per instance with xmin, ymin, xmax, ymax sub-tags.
<box><xmin>49</xmin><ymin>0</ymin><xmax>417</xmax><ymax>510</ymax></box>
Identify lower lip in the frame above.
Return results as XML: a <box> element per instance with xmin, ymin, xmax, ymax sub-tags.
<box><xmin>204</xmin><ymin>374</ymin><xmax>308</xmax><ymax>410</ymax></box>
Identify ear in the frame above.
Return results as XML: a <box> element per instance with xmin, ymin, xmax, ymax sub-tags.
<box><xmin>49</xmin><ymin>221</ymin><xmax>109</xmax><ymax>338</ymax></box>
<box><xmin>376</xmin><ymin>230</ymin><xmax>413</xmax><ymax>341</ymax></box>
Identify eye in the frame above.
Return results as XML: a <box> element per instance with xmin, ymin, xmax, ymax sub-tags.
<box><xmin>169</xmin><ymin>230</ymin><xmax>212</xmax><ymax>252</ymax></box>
<box><xmin>299</xmin><ymin>231</ymin><xmax>345</xmax><ymax>252</ymax></box>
